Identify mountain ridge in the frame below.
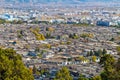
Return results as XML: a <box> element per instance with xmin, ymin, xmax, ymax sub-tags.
<box><xmin>4</xmin><ymin>0</ymin><xmax>120</xmax><ymax>3</ymax></box>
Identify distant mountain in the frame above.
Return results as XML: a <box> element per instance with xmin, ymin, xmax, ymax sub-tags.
<box><xmin>4</xmin><ymin>0</ymin><xmax>119</xmax><ymax>3</ymax></box>
<box><xmin>80</xmin><ymin>0</ymin><xmax>119</xmax><ymax>2</ymax></box>
<box><xmin>4</xmin><ymin>0</ymin><xmax>79</xmax><ymax>3</ymax></box>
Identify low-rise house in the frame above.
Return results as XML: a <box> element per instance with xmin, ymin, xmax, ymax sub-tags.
<box><xmin>42</xmin><ymin>51</ymin><xmax>54</xmax><ymax>59</ymax></box>
<box><xmin>28</xmin><ymin>51</ymin><xmax>37</xmax><ymax>57</ymax></box>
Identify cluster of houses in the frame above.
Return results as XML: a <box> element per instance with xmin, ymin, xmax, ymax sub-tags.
<box><xmin>0</xmin><ymin>23</ymin><xmax>120</xmax><ymax>79</ymax></box>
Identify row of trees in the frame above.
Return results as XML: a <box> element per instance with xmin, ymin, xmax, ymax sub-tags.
<box><xmin>69</xmin><ymin>33</ymin><xmax>94</xmax><ymax>39</ymax></box>
<box><xmin>80</xmin><ymin>33</ymin><xmax>94</xmax><ymax>39</ymax></box>
<box><xmin>0</xmin><ymin>19</ymin><xmax>24</xmax><ymax>24</ymax></box>
<box><xmin>69</xmin><ymin>33</ymin><xmax>79</xmax><ymax>39</ymax></box>
<box><xmin>30</xmin><ymin>65</ymin><xmax>49</xmax><ymax>76</ymax></box>
<box><xmin>86</xmin><ymin>49</ymin><xmax>107</xmax><ymax>57</ymax></box>
<box><xmin>30</xmin><ymin>27</ymin><xmax>45</xmax><ymax>40</ymax></box>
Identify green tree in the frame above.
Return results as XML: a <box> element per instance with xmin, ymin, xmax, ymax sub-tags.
<box><xmin>99</xmin><ymin>54</ymin><xmax>116</xmax><ymax>80</ymax></box>
<box><xmin>0</xmin><ymin>48</ymin><xmax>34</xmax><ymax>80</ymax></box>
<box><xmin>90</xmin><ymin>50</ymin><xmax>93</xmax><ymax>56</ymax></box>
<box><xmin>66</xmin><ymin>41</ymin><xmax>71</xmax><ymax>45</ymax></box>
<box><xmin>54</xmin><ymin>67</ymin><xmax>73</xmax><ymax>80</ymax></box>
<box><xmin>80</xmin><ymin>33</ymin><xmax>94</xmax><ymax>39</ymax></box>
<box><xmin>116</xmin><ymin>58</ymin><xmax>120</xmax><ymax>71</ymax></box>
<box><xmin>78</xmin><ymin>74</ymin><xmax>88</xmax><ymax>80</ymax></box>
<box><xmin>90</xmin><ymin>75</ymin><xmax>102</xmax><ymax>80</ymax></box>
<box><xmin>69</xmin><ymin>34</ymin><xmax>73</xmax><ymax>38</ymax></box>
<box><xmin>30</xmin><ymin>28</ymin><xmax>45</xmax><ymax>40</ymax></box>
<box><xmin>79</xmin><ymin>56</ymin><xmax>87</xmax><ymax>62</ymax></box>
<box><xmin>102</xmin><ymin>49</ymin><xmax>107</xmax><ymax>55</ymax></box>
<box><xmin>69</xmin><ymin>33</ymin><xmax>79</xmax><ymax>39</ymax></box>
<box><xmin>33</xmin><ymin>65</ymin><xmax>37</xmax><ymax>74</ymax></box>
<box><xmin>0</xmin><ymin>19</ymin><xmax>6</xmax><ymax>24</ymax></box>
<box><xmin>46</xmin><ymin>32</ymin><xmax>51</xmax><ymax>39</ymax></box>
<box><xmin>116</xmin><ymin>46</ymin><xmax>120</xmax><ymax>55</ymax></box>
<box><xmin>113</xmin><ymin>58</ymin><xmax>120</xmax><ymax>80</ymax></box>
<box><xmin>110</xmin><ymin>38</ymin><xmax>115</xmax><ymax>41</ymax></box>
<box><xmin>86</xmin><ymin>51</ymin><xmax>90</xmax><ymax>57</ymax></box>
<box><xmin>98</xmin><ymin>49</ymin><xmax>102</xmax><ymax>56</ymax></box>
<box><xmin>73</xmin><ymin>33</ymin><xmax>79</xmax><ymax>39</ymax></box>
<box><xmin>94</xmin><ymin>51</ymin><xmax>99</xmax><ymax>57</ymax></box>
<box><xmin>99</xmin><ymin>54</ymin><xmax>115</xmax><ymax>67</ymax></box>
<box><xmin>92</xmin><ymin>56</ymin><xmax>97</xmax><ymax>62</ymax></box>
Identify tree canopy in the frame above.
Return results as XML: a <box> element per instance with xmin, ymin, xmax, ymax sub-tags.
<box><xmin>54</xmin><ymin>67</ymin><xmax>73</xmax><ymax>80</ymax></box>
<box><xmin>30</xmin><ymin>27</ymin><xmax>45</xmax><ymax>40</ymax></box>
<box><xmin>0</xmin><ymin>48</ymin><xmax>34</xmax><ymax>80</ymax></box>
<box><xmin>99</xmin><ymin>54</ymin><xmax>120</xmax><ymax>80</ymax></box>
